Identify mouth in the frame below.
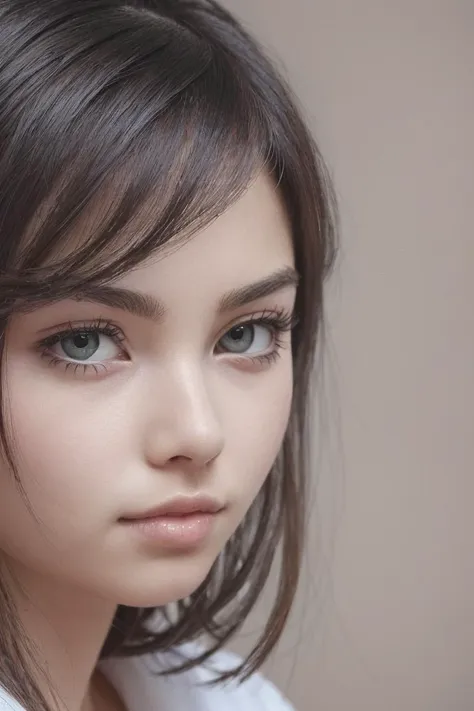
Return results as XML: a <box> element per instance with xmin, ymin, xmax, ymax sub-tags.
<box><xmin>118</xmin><ymin>495</ymin><xmax>225</xmax><ymax>549</ymax></box>
<box><xmin>119</xmin><ymin>494</ymin><xmax>224</xmax><ymax>522</ymax></box>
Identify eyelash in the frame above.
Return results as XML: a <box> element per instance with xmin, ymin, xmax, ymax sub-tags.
<box><xmin>37</xmin><ymin>319</ymin><xmax>126</xmax><ymax>377</ymax></box>
<box><xmin>36</xmin><ymin>309</ymin><xmax>297</xmax><ymax>377</ymax></box>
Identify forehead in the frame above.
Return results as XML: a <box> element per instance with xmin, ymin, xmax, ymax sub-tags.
<box><xmin>8</xmin><ymin>173</ymin><xmax>296</xmax><ymax>339</ymax></box>
<box><xmin>112</xmin><ymin>172</ymin><xmax>294</xmax><ymax>295</ymax></box>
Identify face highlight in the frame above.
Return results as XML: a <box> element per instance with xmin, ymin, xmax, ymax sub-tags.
<box><xmin>0</xmin><ymin>173</ymin><xmax>296</xmax><ymax>607</ymax></box>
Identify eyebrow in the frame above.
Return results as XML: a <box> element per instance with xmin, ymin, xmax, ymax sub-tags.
<box><xmin>61</xmin><ymin>265</ymin><xmax>300</xmax><ymax>323</ymax></box>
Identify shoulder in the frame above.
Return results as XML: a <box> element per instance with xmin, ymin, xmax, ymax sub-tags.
<box><xmin>0</xmin><ymin>688</ymin><xmax>24</xmax><ymax>711</ymax></box>
<box><xmin>182</xmin><ymin>644</ymin><xmax>296</xmax><ymax>710</ymax></box>
<box><xmin>101</xmin><ymin>641</ymin><xmax>296</xmax><ymax>711</ymax></box>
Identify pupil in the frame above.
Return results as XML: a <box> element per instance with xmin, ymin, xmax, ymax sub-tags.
<box><xmin>73</xmin><ymin>333</ymin><xmax>89</xmax><ymax>349</ymax></box>
<box><xmin>231</xmin><ymin>326</ymin><xmax>246</xmax><ymax>341</ymax></box>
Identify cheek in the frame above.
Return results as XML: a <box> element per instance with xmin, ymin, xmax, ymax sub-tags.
<box><xmin>0</xmin><ymin>363</ymin><xmax>131</xmax><ymax>540</ymax></box>
<box><xmin>0</xmin><ymin>366</ymin><xmax>138</xmax><ymax>583</ymax></box>
<box><xmin>222</xmin><ymin>355</ymin><xmax>293</xmax><ymax>504</ymax></box>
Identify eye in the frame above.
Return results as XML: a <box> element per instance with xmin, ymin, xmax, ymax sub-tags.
<box><xmin>36</xmin><ymin>320</ymin><xmax>127</xmax><ymax>375</ymax></box>
<box><xmin>54</xmin><ymin>331</ymin><xmax>119</xmax><ymax>362</ymax></box>
<box><xmin>217</xmin><ymin>323</ymin><xmax>273</xmax><ymax>355</ymax></box>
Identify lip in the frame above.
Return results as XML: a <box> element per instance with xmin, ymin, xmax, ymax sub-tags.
<box><xmin>119</xmin><ymin>495</ymin><xmax>225</xmax><ymax>550</ymax></box>
<box><xmin>119</xmin><ymin>494</ymin><xmax>224</xmax><ymax>522</ymax></box>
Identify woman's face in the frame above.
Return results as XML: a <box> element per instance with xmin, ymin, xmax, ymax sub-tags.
<box><xmin>0</xmin><ymin>173</ymin><xmax>297</xmax><ymax>606</ymax></box>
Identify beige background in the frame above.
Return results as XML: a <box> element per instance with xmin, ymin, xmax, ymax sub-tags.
<box><xmin>221</xmin><ymin>1</ymin><xmax>474</xmax><ymax>710</ymax></box>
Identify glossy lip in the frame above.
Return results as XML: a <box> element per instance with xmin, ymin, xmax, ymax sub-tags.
<box><xmin>119</xmin><ymin>494</ymin><xmax>225</xmax><ymax>522</ymax></box>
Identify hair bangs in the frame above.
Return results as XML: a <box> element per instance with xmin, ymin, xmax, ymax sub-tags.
<box><xmin>3</xmin><ymin>9</ymin><xmax>270</xmax><ymax>318</ymax></box>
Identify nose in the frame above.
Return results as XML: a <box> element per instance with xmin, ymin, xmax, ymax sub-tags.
<box><xmin>143</xmin><ymin>360</ymin><xmax>224</xmax><ymax>472</ymax></box>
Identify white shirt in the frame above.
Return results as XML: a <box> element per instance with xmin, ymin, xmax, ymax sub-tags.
<box><xmin>0</xmin><ymin>643</ymin><xmax>294</xmax><ymax>710</ymax></box>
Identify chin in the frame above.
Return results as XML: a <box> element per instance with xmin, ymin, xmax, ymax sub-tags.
<box><xmin>108</xmin><ymin>550</ymin><xmax>218</xmax><ymax>608</ymax></box>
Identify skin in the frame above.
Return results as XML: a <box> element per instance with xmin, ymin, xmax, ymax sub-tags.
<box><xmin>0</xmin><ymin>173</ymin><xmax>296</xmax><ymax>711</ymax></box>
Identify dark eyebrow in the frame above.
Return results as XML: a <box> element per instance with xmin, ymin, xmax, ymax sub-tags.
<box><xmin>58</xmin><ymin>266</ymin><xmax>299</xmax><ymax>322</ymax></box>
<box><xmin>217</xmin><ymin>266</ymin><xmax>299</xmax><ymax>311</ymax></box>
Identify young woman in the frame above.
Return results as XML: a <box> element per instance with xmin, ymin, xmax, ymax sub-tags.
<box><xmin>0</xmin><ymin>1</ymin><xmax>337</xmax><ymax>709</ymax></box>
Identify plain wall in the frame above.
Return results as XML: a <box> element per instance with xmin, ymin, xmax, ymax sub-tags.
<box><xmin>221</xmin><ymin>2</ymin><xmax>474</xmax><ymax>710</ymax></box>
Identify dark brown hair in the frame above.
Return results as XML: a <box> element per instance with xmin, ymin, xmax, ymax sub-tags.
<box><xmin>0</xmin><ymin>1</ymin><xmax>337</xmax><ymax>708</ymax></box>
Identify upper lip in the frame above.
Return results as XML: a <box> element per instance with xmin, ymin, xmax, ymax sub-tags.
<box><xmin>120</xmin><ymin>495</ymin><xmax>224</xmax><ymax>521</ymax></box>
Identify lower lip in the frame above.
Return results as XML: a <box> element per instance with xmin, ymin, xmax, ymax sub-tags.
<box><xmin>120</xmin><ymin>512</ymin><xmax>217</xmax><ymax>549</ymax></box>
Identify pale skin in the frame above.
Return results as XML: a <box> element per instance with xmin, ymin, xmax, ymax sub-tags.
<box><xmin>0</xmin><ymin>173</ymin><xmax>297</xmax><ymax>711</ymax></box>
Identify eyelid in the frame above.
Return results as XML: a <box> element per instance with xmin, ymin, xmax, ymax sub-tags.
<box><xmin>215</xmin><ymin>306</ymin><xmax>296</xmax><ymax>340</ymax></box>
<box><xmin>213</xmin><ymin>308</ymin><xmax>295</xmax><ymax>364</ymax></box>
<box><xmin>35</xmin><ymin>318</ymin><xmax>129</xmax><ymax>371</ymax></box>
<box><xmin>37</xmin><ymin>318</ymin><xmax>127</xmax><ymax>346</ymax></box>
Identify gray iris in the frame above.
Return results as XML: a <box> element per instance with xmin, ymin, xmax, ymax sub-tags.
<box><xmin>61</xmin><ymin>332</ymin><xmax>100</xmax><ymax>360</ymax></box>
<box><xmin>220</xmin><ymin>324</ymin><xmax>254</xmax><ymax>353</ymax></box>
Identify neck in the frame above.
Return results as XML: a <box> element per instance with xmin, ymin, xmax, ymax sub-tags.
<box><xmin>3</xmin><ymin>557</ymin><xmax>117</xmax><ymax>711</ymax></box>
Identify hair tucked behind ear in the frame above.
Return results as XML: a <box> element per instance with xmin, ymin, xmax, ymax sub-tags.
<box><xmin>0</xmin><ymin>1</ymin><xmax>337</xmax><ymax>708</ymax></box>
